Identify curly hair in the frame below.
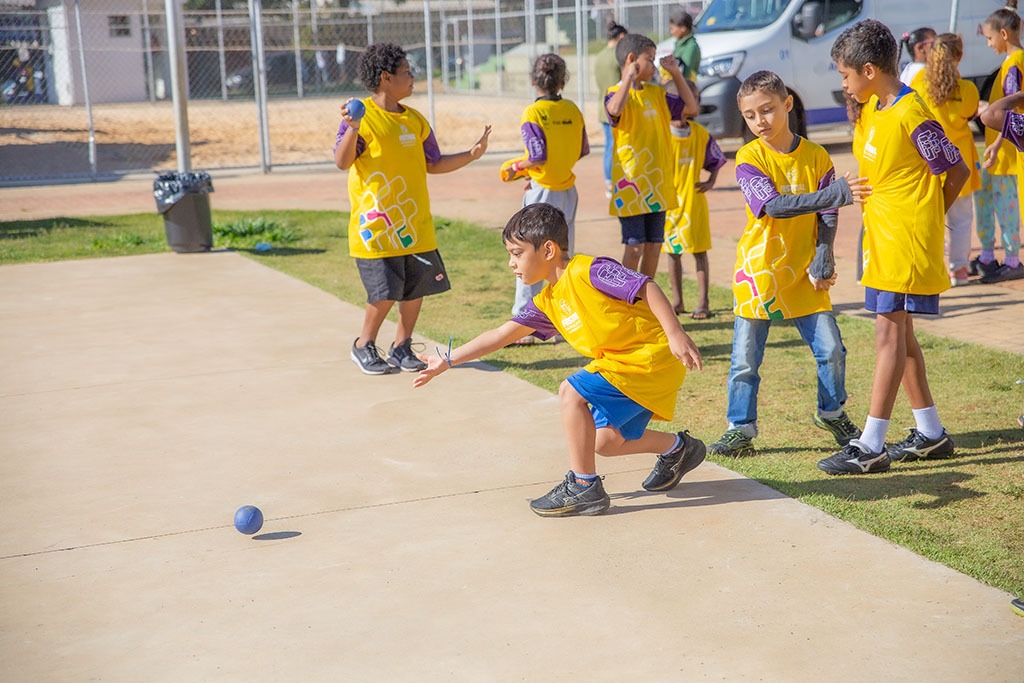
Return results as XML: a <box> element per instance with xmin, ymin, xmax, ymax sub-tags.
<box><xmin>531</xmin><ymin>54</ymin><xmax>568</xmax><ymax>96</ymax></box>
<box><xmin>987</xmin><ymin>0</ymin><xmax>1021</xmax><ymax>34</ymax></box>
<box><xmin>831</xmin><ymin>19</ymin><xmax>898</xmax><ymax>123</ymax></box>
<box><xmin>502</xmin><ymin>203</ymin><xmax>569</xmax><ymax>252</ymax></box>
<box><xmin>925</xmin><ymin>33</ymin><xmax>962</xmax><ymax>107</ymax></box>
<box><xmin>357</xmin><ymin>43</ymin><xmax>406</xmax><ymax>93</ymax></box>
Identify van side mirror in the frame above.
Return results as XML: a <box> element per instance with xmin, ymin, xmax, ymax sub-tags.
<box><xmin>793</xmin><ymin>1</ymin><xmax>824</xmax><ymax>41</ymax></box>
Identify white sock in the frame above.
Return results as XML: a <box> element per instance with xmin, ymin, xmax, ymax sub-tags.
<box><xmin>660</xmin><ymin>433</ymin><xmax>683</xmax><ymax>456</ymax></box>
<box><xmin>859</xmin><ymin>416</ymin><xmax>889</xmax><ymax>454</ymax></box>
<box><xmin>912</xmin><ymin>406</ymin><xmax>944</xmax><ymax>440</ymax></box>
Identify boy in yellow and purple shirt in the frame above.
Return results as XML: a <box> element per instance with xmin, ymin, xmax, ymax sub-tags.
<box><xmin>819</xmin><ymin>20</ymin><xmax>969</xmax><ymax>475</ymax></box>
<box><xmin>605</xmin><ymin>32</ymin><xmax>699</xmax><ymax>278</ymax></box>
<box><xmin>335</xmin><ymin>43</ymin><xmax>490</xmax><ymax>376</ymax></box>
<box><xmin>708</xmin><ymin>70</ymin><xmax>870</xmax><ymax>459</ymax></box>
<box><xmin>414</xmin><ymin>203</ymin><xmax>705</xmax><ymax>517</ymax></box>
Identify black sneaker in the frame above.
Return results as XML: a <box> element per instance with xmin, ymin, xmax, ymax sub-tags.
<box><xmin>350</xmin><ymin>338</ymin><xmax>398</xmax><ymax>375</ymax></box>
<box><xmin>387</xmin><ymin>337</ymin><xmax>427</xmax><ymax>372</ymax></box>
<box><xmin>708</xmin><ymin>428</ymin><xmax>755</xmax><ymax>458</ymax></box>
<box><xmin>886</xmin><ymin>428</ymin><xmax>955</xmax><ymax>462</ymax></box>
<box><xmin>1012</xmin><ymin>597</ymin><xmax>1024</xmax><ymax>618</ymax></box>
<box><xmin>969</xmin><ymin>256</ymin><xmax>1001</xmax><ymax>278</ymax></box>
<box><xmin>979</xmin><ymin>262</ymin><xmax>1024</xmax><ymax>284</ymax></box>
<box><xmin>812</xmin><ymin>412</ymin><xmax>862</xmax><ymax>447</ymax></box>
<box><xmin>642</xmin><ymin>431</ymin><xmax>706</xmax><ymax>491</ymax></box>
<box><xmin>529</xmin><ymin>472</ymin><xmax>611</xmax><ymax>517</ymax></box>
<box><xmin>817</xmin><ymin>440</ymin><xmax>891</xmax><ymax>475</ymax></box>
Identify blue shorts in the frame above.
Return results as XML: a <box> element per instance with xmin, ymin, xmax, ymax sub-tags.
<box><xmin>566</xmin><ymin>369</ymin><xmax>653</xmax><ymax>440</ymax></box>
<box><xmin>865</xmin><ymin>287</ymin><xmax>940</xmax><ymax>315</ymax></box>
<box><xmin>619</xmin><ymin>211</ymin><xmax>666</xmax><ymax>245</ymax></box>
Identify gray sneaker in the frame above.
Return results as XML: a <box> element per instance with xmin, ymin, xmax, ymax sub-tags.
<box><xmin>812</xmin><ymin>412</ymin><xmax>862</xmax><ymax>447</ymax></box>
<box><xmin>708</xmin><ymin>428</ymin><xmax>755</xmax><ymax>458</ymax></box>
<box><xmin>642</xmin><ymin>431</ymin><xmax>706</xmax><ymax>491</ymax></box>
<box><xmin>387</xmin><ymin>338</ymin><xmax>427</xmax><ymax>372</ymax></box>
<box><xmin>351</xmin><ymin>338</ymin><xmax>398</xmax><ymax>375</ymax></box>
<box><xmin>529</xmin><ymin>472</ymin><xmax>610</xmax><ymax>517</ymax></box>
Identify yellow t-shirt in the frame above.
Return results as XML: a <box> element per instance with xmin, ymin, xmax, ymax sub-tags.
<box><xmin>663</xmin><ymin>122</ymin><xmax>726</xmax><ymax>255</ymax></box>
<box><xmin>520</xmin><ymin>97</ymin><xmax>587</xmax><ymax>192</ymax></box>
<box><xmin>910</xmin><ymin>70</ymin><xmax>981</xmax><ymax>198</ymax></box>
<box><xmin>732</xmin><ymin>137</ymin><xmax>835</xmax><ymax>320</ymax></box>
<box><xmin>531</xmin><ymin>255</ymin><xmax>686</xmax><ymax>421</ymax></box>
<box><xmin>854</xmin><ymin>90</ymin><xmax>960</xmax><ymax>295</ymax></box>
<box><xmin>606</xmin><ymin>82</ymin><xmax>680</xmax><ymax>217</ymax></box>
<box><xmin>984</xmin><ymin>49</ymin><xmax>1024</xmax><ymax>176</ymax></box>
<box><xmin>343</xmin><ymin>99</ymin><xmax>438</xmax><ymax>259</ymax></box>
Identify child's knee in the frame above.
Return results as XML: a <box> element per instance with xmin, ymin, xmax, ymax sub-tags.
<box><xmin>559</xmin><ymin>379</ymin><xmax>585</xmax><ymax>406</ymax></box>
<box><xmin>595</xmin><ymin>428</ymin><xmax>625</xmax><ymax>455</ymax></box>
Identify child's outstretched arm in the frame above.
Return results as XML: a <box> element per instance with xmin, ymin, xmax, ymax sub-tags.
<box><xmin>428</xmin><ymin>126</ymin><xmax>493</xmax><ymax>174</ymax></box>
<box><xmin>638</xmin><ymin>280</ymin><xmax>703</xmax><ymax>371</ymax></box>
<box><xmin>980</xmin><ymin>90</ymin><xmax>1024</xmax><ymax>132</ymax></box>
<box><xmin>413</xmin><ymin>321</ymin><xmax>534</xmax><ymax>388</ymax></box>
<box><xmin>761</xmin><ymin>172</ymin><xmax>870</xmax><ymax>219</ymax></box>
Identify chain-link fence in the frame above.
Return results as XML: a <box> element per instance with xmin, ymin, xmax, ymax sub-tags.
<box><xmin>1</xmin><ymin>0</ymin><xmax>703</xmax><ymax>185</ymax></box>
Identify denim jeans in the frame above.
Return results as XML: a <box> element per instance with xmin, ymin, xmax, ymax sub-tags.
<box><xmin>726</xmin><ymin>312</ymin><xmax>848</xmax><ymax>431</ymax></box>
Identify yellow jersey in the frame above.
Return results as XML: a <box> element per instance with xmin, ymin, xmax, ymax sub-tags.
<box><xmin>520</xmin><ymin>96</ymin><xmax>588</xmax><ymax>192</ymax></box>
<box><xmin>663</xmin><ymin>122</ymin><xmax>727</xmax><ymax>255</ymax></box>
<box><xmin>984</xmin><ymin>49</ymin><xmax>1024</xmax><ymax>176</ymax></box>
<box><xmin>910</xmin><ymin>70</ymin><xmax>981</xmax><ymax>198</ymax></box>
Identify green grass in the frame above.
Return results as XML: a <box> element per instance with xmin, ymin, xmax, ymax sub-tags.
<box><xmin>2</xmin><ymin>209</ymin><xmax>1023</xmax><ymax>595</ymax></box>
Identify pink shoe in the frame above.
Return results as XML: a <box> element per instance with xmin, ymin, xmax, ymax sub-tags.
<box><xmin>949</xmin><ymin>267</ymin><xmax>969</xmax><ymax>287</ymax></box>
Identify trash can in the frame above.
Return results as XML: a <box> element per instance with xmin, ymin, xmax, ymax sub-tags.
<box><xmin>153</xmin><ymin>171</ymin><xmax>214</xmax><ymax>253</ymax></box>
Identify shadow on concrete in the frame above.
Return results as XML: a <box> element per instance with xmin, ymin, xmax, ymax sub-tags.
<box><xmin>253</xmin><ymin>531</ymin><xmax>302</xmax><ymax>541</ymax></box>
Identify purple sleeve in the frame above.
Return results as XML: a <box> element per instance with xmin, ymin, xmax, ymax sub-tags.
<box><xmin>665</xmin><ymin>92</ymin><xmax>685</xmax><ymax>120</ymax></box>
<box><xmin>818</xmin><ymin>167</ymin><xmax>839</xmax><ymax>216</ymax></box>
<box><xmin>580</xmin><ymin>125</ymin><xmax>590</xmax><ymax>158</ymax></box>
<box><xmin>423</xmin><ymin>129</ymin><xmax>441</xmax><ymax>165</ymax></box>
<box><xmin>589</xmin><ymin>256</ymin><xmax>650</xmax><ymax>303</ymax></box>
<box><xmin>735</xmin><ymin>162</ymin><xmax>781</xmax><ymax>218</ymax></box>
<box><xmin>511</xmin><ymin>301</ymin><xmax>559</xmax><ymax>340</ymax></box>
<box><xmin>1002</xmin><ymin>110</ymin><xmax>1024</xmax><ymax>152</ymax></box>
<box><xmin>703</xmin><ymin>137</ymin><xmax>727</xmax><ymax>172</ymax></box>
<box><xmin>910</xmin><ymin>120</ymin><xmax>962</xmax><ymax>175</ymax></box>
<box><xmin>333</xmin><ymin>120</ymin><xmax>366</xmax><ymax>158</ymax></box>
<box><xmin>521</xmin><ymin>122</ymin><xmax>547</xmax><ymax>163</ymax></box>
<box><xmin>1005</xmin><ymin>66</ymin><xmax>1022</xmax><ymax>97</ymax></box>
<box><xmin>604</xmin><ymin>91</ymin><xmax>618</xmax><ymax>126</ymax></box>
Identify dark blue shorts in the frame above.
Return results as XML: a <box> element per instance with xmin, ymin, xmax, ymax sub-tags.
<box><xmin>566</xmin><ymin>369</ymin><xmax>653</xmax><ymax>440</ymax></box>
<box><xmin>356</xmin><ymin>249</ymin><xmax>451</xmax><ymax>303</ymax></box>
<box><xmin>619</xmin><ymin>211</ymin><xmax>666</xmax><ymax>245</ymax></box>
<box><xmin>865</xmin><ymin>287</ymin><xmax>940</xmax><ymax>315</ymax></box>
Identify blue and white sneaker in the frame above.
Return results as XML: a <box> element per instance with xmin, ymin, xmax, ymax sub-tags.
<box><xmin>817</xmin><ymin>440</ymin><xmax>890</xmax><ymax>476</ymax></box>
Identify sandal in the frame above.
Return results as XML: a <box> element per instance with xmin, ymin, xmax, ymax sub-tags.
<box><xmin>673</xmin><ymin>306</ymin><xmax>688</xmax><ymax>316</ymax></box>
<box><xmin>690</xmin><ymin>308</ymin><xmax>714</xmax><ymax>320</ymax></box>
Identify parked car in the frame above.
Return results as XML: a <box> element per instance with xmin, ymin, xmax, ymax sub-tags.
<box><xmin>224</xmin><ymin>52</ymin><xmax>313</xmax><ymax>95</ymax></box>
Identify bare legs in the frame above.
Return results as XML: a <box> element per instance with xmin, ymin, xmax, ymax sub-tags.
<box><xmin>356</xmin><ymin>297</ymin><xmax>424</xmax><ymax>347</ymax></box>
<box><xmin>622</xmin><ymin>242</ymin><xmax>662</xmax><ymax>278</ymax></box>
<box><xmin>868</xmin><ymin>311</ymin><xmax>935</xmax><ymax>419</ymax></box>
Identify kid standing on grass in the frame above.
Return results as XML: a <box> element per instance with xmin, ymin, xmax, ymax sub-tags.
<box><xmin>662</xmin><ymin>82</ymin><xmax>726</xmax><ymax>319</ymax></box>
<box><xmin>974</xmin><ymin>3</ymin><xmax>1024</xmax><ymax>284</ymax></box>
<box><xmin>910</xmin><ymin>33</ymin><xmax>981</xmax><ymax>287</ymax></box>
<box><xmin>500</xmin><ymin>53</ymin><xmax>589</xmax><ymax>325</ymax></box>
<box><xmin>414</xmin><ymin>203</ymin><xmax>705</xmax><ymax>517</ymax></box>
<box><xmin>707</xmin><ymin>70</ymin><xmax>869</xmax><ymax>459</ymax></box>
<box><xmin>334</xmin><ymin>43</ymin><xmax>491</xmax><ymax>375</ymax></box>
<box><xmin>818</xmin><ymin>19</ymin><xmax>969</xmax><ymax>476</ymax></box>
<box><xmin>605</xmin><ymin>32</ymin><xmax>699</xmax><ymax>278</ymax></box>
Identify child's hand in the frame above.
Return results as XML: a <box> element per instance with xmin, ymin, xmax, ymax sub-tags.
<box><xmin>659</xmin><ymin>54</ymin><xmax>682</xmax><ymax>76</ymax></box>
<box><xmin>808</xmin><ymin>271</ymin><xmax>837</xmax><ymax>291</ymax></box>
<box><xmin>340</xmin><ymin>98</ymin><xmax>361</xmax><ymax>128</ymax></box>
<box><xmin>668</xmin><ymin>330</ymin><xmax>703</xmax><ymax>372</ymax></box>
<box><xmin>844</xmin><ymin>172</ymin><xmax>872</xmax><ymax>203</ymax></box>
<box><xmin>983</xmin><ymin>137</ymin><xmax>1001</xmax><ymax>169</ymax></box>
<box><xmin>695</xmin><ymin>172</ymin><xmax>718</xmax><ymax>193</ymax></box>
<box><xmin>469</xmin><ymin>125</ymin><xmax>492</xmax><ymax>160</ymax></box>
<box><xmin>412</xmin><ymin>354</ymin><xmax>449</xmax><ymax>388</ymax></box>
<box><xmin>621</xmin><ymin>56</ymin><xmax>640</xmax><ymax>83</ymax></box>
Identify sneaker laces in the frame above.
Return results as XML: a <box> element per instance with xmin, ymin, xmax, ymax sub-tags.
<box><xmin>362</xmin><ymin>341</ymin><xmax>387</xmax><ymax>363</ymax></box>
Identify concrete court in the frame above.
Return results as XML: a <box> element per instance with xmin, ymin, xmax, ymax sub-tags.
<box><xmin>2</xmin><ymin>150</ymin><xmax>1024</xmax><ymax>680</ymax></box>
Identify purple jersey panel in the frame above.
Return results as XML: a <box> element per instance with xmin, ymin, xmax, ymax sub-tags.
<box><xmin>736</xmin><ymin>162</ymin><xmax>780</xmax><ymax>218</ymax></box>
<box><xmin>334</xmin><ymin>120</ymin><xmax>367</xmax><ymax>158</ymax></box>
<box><xmin>521</xmin><ymin>122</ymin><xmax>547</xmax><ymax>163</ymax></box>
<box><xmin>910</xmin><ymin>120</ymin><xmax>962</xmax><ymax>175</ymax></box>
<box><xmin>666</xmin><ymin>92</ymin><xmax>684</xmax><ymax>120</ymax></box>
<box><xmin>818</xmin><ymin>167</ymin><xmax>839</xmax><ymax>216</ymax></box>
<box><xmin>581</xmin><ymin>126</ymin><xmax>591</xmax><ymax>157</ymax></box>
<box><xmin>704</xmin><ymin>137</ymin><xmax>727</xmax><ymax>172</ymax></box>
<box><xmin>511</xmin><ymin>302</ymin><xmax>558</xmax><ymax>340</ymax></box>
<box><xmin>604</xmin><ymin>91</ymin><xmax>618</xmax><ymax>126</ymax></box>
<box><xmin>590</xmin><ymin>256</ymin><xmax>650</xmax><ymax>302</ymax></box>
<box><xmin>1002</xmin><ymin>110</ymin><xmax>1024</xmax><ymax>152</ymax></box>
<box><xmin>1005</xmin><ymin>65</ymin><xmax>1022</xmax><ymax>97</ymax></box>
<box><xmin>423</xmin><ymin>130</ymin><xmax>441</xmax><ymax>165</ymax></box>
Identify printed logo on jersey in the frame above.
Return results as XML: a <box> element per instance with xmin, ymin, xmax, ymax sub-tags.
<box><xmin>398</xmin><ymin>123</ymin><xmax>416</xmax><ymax>147</ymax></box>
<box><xmin>557</xmin><ymin>298</ymin><xmax>582</xmax><ymax>333</ymax></box>
<box><xmin>916</xmin><ymin>126</ymin><xmax>961</xmax><ymax>165</ymax></box>
<box><xmin>738</xmin><ymin>174</ymin><xmax>776</xmax><ymax>205</ymax></box>
<box><xmin>862</xmin><ymin>126</ymin><xmax>878</xmax><ymax>162</ymax></box>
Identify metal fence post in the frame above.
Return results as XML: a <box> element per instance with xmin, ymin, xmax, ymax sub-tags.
<box><xmin>248</xmin><ymin>0</ymin><xmax>271</xmax><ymax>173</ymax></box>
<box><xmin>494</xmin><ymin>0</ymin><xmax>502</xmax><ymax>95</ymax></box>
<box><xmin>215</xmin><ymin>0</ymin><xmax>228</xmax><ymax>100</ymax></box>
<box><xmin>423</xmin><ymin>0</ymin><xmax>435</xmax><ymax>129</ymax></box>
<box><xmin>72</xmin><ymin>0</ymin><xmax>97</xmax><ymax>178</ymax></box>
<box><xmin>141</xmin><ymin>0</ymin><xmax>156</xmax><ymax>103</ymax></box>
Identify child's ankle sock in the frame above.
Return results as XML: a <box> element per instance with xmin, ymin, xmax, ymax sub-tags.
<box><xmin>572</xmin><ymin>471</ymin><xmax>598</xmax><ymax>487</ymax></box>
<box><xmin>1006</xmin><ymin>254</ymin><xmax>1021</xmax><ymax>268</ymax></box>
<box><xmin>660</xmin><ymin>433</ymin><xmax>683</xmax><ymax>456</ymax></box>
<box><xmin>980</xmin><ymin>250</ymin><xmax>995</xmax><ymax>264</ymax></box>
<box><xmin>859</xmin><ymin>416</ymin><xmax>889</xmax><ymax>454</ymax></box>
<box><xmin>912</xmin><ymin>406</ymin><xmax>944</xmax><ymax>440</ymax></box>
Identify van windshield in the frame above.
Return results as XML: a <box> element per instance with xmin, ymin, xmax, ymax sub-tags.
<box><xmin>696</xmin><ymin>0</ymin><xmax>795</xmax><ymax>33</ymax></box>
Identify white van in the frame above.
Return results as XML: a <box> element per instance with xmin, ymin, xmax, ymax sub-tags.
<box><xmin>658</xmin><ymin>0</ymin><xmax>1004</xmax><ymax>139</ymax></box>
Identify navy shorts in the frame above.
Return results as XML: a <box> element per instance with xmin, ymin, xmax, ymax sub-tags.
<box><xmin>619</xmin><ymin>211</ymin><xmax>666</xmax><ymax>245</ymax></box>
<box><xmin>566</xmin><ymin>369</ymin><xmax>653</xmax><ymax>440</ymax></box>
<box><xmin>865</xmin><ymin>287</ymin><xmax>940</xmax><ymax>315</ymax></box>
<box><xmin>356</xmin><ymin>249</ymin><xmax>451</xmax><ymax>303</ymax></box>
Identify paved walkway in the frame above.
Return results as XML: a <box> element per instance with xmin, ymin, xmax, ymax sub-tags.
<box><xmin>1</xmin><ymin>151</ymin><xmax>1022</xmax><ymax>681</ymax></box>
